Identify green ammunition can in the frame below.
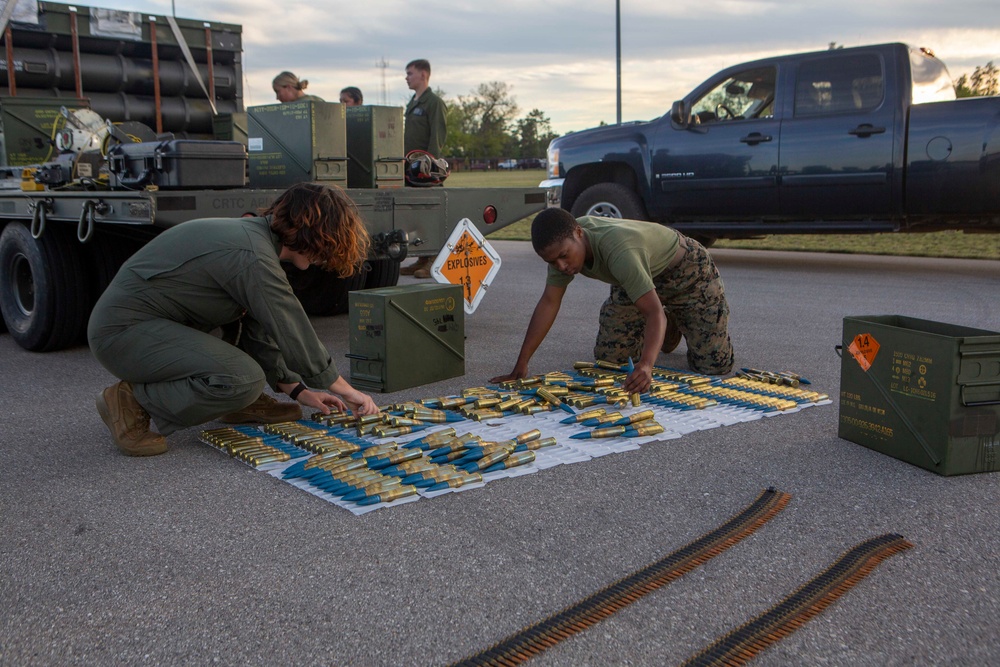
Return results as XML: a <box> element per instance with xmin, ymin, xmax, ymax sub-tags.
<box><xmin>247</xmin><ymin>101</ymin><xmax>347</xmax><ymax>188</ymax></box>
<box><xmin>839</xmin><ymin>315</ymin><xmax>1000</xmax><ymax>475</ymax></box>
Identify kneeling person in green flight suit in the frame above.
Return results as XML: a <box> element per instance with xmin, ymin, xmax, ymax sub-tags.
<box><xmin>491</xmin><ymin>208</ymin><xmax>735</xmax><ymax>394</ymax></box>
<box><xmin>88</xmin><ymin>183</ymin><xmax>379</xmax><ymax>457</ymax></box>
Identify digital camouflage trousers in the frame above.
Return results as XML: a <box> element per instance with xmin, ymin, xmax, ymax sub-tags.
<box><xmin>593</xmin><ymin>234</ymin><xmax>734</xmax><ymax>375</ymax></box>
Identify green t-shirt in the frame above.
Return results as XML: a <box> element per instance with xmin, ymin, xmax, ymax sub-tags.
<box><xmin>546</xmin><ymin>215</ymin><xmax>680</xmax><ymax>303</ymax></box>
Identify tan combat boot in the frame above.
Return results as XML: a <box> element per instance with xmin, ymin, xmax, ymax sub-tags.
<box><xmin>96</xmin><ymin>381</ymin><xmax>169</xmax><ymax>456</ymax></box>
<box><xmin>219</xmin><ymin>394</ymin><xmax>302</xmax><ymax>424</ymax></box>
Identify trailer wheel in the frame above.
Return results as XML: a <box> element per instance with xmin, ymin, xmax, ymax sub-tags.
<box><xmin>0</xmin><ymin>222</ymin><xmax>90</xmax><ymax>351</ymax></box>
<box><xmin>286</xmin><ymin>264</ymin><xmax>369</xmax><ymax>316</ymax></box>
<box><xmin>363</xmin><ymin>258</ymin><xmax>400</xmax><ymax>290</ymax></box>
<box><xmin>570</xmin><ymin>182</ymin><xmax>648</xmax><ymax>220</ymax></box>
<box><xmin>87</xmin><ymin>232</ymin><xmax>145</xmax><ymax>305</ymax></box>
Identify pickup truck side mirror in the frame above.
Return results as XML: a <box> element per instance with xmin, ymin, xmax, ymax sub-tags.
<box><xmin>671</xmin><ymin>100</ymin><xmax>691</xmax><ymax>128</ymax></box>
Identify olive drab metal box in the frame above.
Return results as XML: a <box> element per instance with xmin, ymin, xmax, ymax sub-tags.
<box><xmin>349</xmin><ymin>284</ymin><xmax>465</xmax><ymax>393</ymax></box>
<box><xmin>838</xmin><ymin>315</ymin><xmax>1000</xmax><ymax>475</ymax></box>
<box><xmin>0</xmin><ymin>97</ymin><xmax>89</xmax><ymax>166</ymax></box>
<box><xmin>345</xmin><ymin>105</ymin><xmax>404</xmax><ymax>189</ymax></box>
<box><xmin>246</xmin><ymin>101</ymin><xmax>346</xmax><ymax>188</ymax></box>
<box><xmin>213</xmin><ymin>112</ymin><xmax>248</xmax><ymax>146</ymax></box>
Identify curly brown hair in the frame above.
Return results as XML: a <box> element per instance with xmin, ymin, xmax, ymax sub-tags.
<box><xmin>265</xmin><ymin>183</ymin><xmax>370</xmax><ymax>276</ymax></box>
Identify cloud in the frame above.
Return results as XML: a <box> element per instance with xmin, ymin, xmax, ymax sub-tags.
<box><xmin>70</xmin><ymin>0</ymin><xmax>1000</xmax><ymax>134</ymax></box>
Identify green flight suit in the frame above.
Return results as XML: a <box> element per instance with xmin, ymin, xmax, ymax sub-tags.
<box><xmin>404</xmin><ymin>89</ymin><xmax>447</xmax><ymax>157</ymax></box>
<box><xmin>88</xmin><ymin>216</ymin><xmax>340</xmax><ymax>434</ymax></box>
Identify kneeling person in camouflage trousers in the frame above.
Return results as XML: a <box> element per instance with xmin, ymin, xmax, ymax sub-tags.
<box><xmin>491</xmin><ymin>208</ymin><xmax>734</xmax><ymax>394</ymax></box>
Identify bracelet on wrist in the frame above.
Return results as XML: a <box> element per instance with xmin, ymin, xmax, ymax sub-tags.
<box><xmin>289</xmin><ymin>383</ymin><xmax>307</xmax><ymax>401</ymax></box>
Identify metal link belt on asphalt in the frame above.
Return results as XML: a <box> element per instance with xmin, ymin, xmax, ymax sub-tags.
<box><xmin>681</xmin><ymin>533</ymin><xmax>913</xmax><ymax>667</ymax></box>
<box><xmin>448</xmin><ymin>487</ymin><xmax>792</xmax><ymax>667</ymax></box>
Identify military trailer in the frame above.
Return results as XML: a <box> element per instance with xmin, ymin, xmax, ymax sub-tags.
<box><xmin>0</xmin><ymin>1</ymin><xmax>547</xmax><ymax>352</ymax></box>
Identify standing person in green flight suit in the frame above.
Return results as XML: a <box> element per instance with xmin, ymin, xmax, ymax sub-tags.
<box><xmin>88</xmin><ymin>183</ymin><xmax>379</xmax><ymax>457</ymax></box>
<box><xmin>400</xmin><ymin>58</ymin><xmax>448</xmax><ymax>279</ymax></box>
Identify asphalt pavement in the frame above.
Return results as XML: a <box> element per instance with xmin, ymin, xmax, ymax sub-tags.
<box><xmin>1</xmin><ymin>241</ymin><xmax>998</xmax><ymax>666</ymax></box>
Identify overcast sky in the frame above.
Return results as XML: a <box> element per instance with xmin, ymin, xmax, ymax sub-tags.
<box><xmin>76</xmin><ymin>1</ymin><xmax>1000</xmax><ymax>135</ymax></box>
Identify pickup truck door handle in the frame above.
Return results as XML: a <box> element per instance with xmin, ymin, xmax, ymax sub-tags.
<box><xmin>739</xmin><ymin>132</ymin><xmax>772</xmax><ymax>145</ymax></box>
<box><xmin>848</xmin><ymin>124</ymin><xmax>886</xmax><ymax>137</ymax></box>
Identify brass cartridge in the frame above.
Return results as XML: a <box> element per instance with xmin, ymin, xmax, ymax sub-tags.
<box><xmin>362</xmin><ymin>485</ymin><xmax>418</xmax><ymax>504</ymax></box>
<box><xmin>501</xmin><ymin>451</ymin><xmax>536</xmax><ymax>468</ymax></box>
<box><xmin>373</xmin><ymin>425</ymin><xmax>417</xmax><ymax>438</ymax></box>
<box><xmin>520</xmin><ymin>436</ymin><xmax>556</xmax><ymax>450</ymax></box>
<box><xmin>514</xmin><ymin>429</ymin><xmax>542</xmax><ymax>444</ymax></box>
<box><xmin>629</xmin><ymin>422</ymin><xmax>665</xmax><ymax>437</ymax></box>
<box><xmin>588</xmin><ymin>426</ymin><xmax>627</xmax><ymax>439</ymax></box>
<box><xmin>470</xmin><ymin>449</ymin><xmax>510</xmax><ymax>471</ymax></box>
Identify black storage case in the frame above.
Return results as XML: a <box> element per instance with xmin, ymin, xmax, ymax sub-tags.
<box><xmin>107</xmin><ymin>140</ymin><xmax>247</xmax><ymax>190</ymax></box>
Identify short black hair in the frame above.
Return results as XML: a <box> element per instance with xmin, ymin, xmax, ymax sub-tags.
<box><xmin>531</xmin><ymin>208</ymin><xmax>578</xmax><ymax>254</ymax></box>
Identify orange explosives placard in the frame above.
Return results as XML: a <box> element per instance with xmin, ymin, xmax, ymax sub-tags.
<box><xmin>439</xmin><ymin>229</ymin><xmax>494</xmax><ymax>304</ymax></box>
<box><xmin>848</xmin><ymin>333</ymin><xmax>880</xmax><ymax>371</ymax></box>
<box><xmin>431</xmin><ymin>218</ymin><xmax>503</xmax><ymax>314</ymax></box>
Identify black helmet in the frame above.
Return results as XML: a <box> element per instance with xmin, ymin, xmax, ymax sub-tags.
<box><xmin>405</xmin><ymin>150</ymin><xmax>450</xmax><ymax>186</ymax></box>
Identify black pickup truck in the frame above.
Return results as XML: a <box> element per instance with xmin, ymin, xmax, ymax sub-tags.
<box><xmin>543</xmin><ymin>43</ymin><xmax>1000</xmax><ymax>241</ymax></box>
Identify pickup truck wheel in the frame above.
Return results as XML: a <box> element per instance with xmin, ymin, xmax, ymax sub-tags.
<box><xmin>363</xmin><ymin>258</ymin><xmax>400</xmax><ymax>289</ymax></box>
<box><xmin>692</xmin><ymin>235</ymin><xmax>717</xmax><ymax>248</ymax></box>
<box><xmin>0</xmin><ymin>222</ymin><xmax>90</xmax><ymax>351</ymax></box>
<box><xmin>286</xmin><ymin>264</ymin><xmax>369</xmax><ymax>316</ymax></box>
<box><xmin>571</xmin><ymin>183</ymin><xmax>647</xmax><ymax>220</ymax></box>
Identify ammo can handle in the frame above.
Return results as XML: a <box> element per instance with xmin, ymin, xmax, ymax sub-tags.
<box><xmin>960</xmin><ymin>384</ymin><xmax>1000</xmax><ymax>407</ymax></box>
<box><xmin>345</xmin><ymin>353</ymin><xmax>378</xmax><ymax>361</ymax></box>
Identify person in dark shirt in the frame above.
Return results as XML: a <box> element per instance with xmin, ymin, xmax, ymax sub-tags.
<box><xmin>89</xmin><ymin>183</ymin><xmax>379</xmax><ymax>457</ymax></box>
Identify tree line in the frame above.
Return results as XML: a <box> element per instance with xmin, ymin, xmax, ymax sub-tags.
<box><xmin>954</xmin><ymin>62</ymin><xmax>998</xmax><ymax>97</ymax></box>
<box><xmin>437</xmin><ymin>81</ymin><xmax>559</xmax><ymax>160</ymax></box>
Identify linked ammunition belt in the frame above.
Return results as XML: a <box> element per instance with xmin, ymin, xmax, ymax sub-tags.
<box><xmin>681</xmin><ymin>534</ymin><xmax>913</xmax><ymax>666</ymax></box>
<box><xmin>448</xmin><ymin>488</ymin><xmax>791</xmax><ymax>667</ymax></box>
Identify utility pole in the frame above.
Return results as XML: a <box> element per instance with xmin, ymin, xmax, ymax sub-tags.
<box><xmin>616</xmin><ymin>0</ymin><xmax>621</xmax><ymax>125</ymax></box>
<box><xmin>376</xmin><ymin>57</ymin><xmax>389</xmax><ymax>106</ymax></box>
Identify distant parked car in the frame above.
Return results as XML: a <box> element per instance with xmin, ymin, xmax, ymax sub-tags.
<box><xmin>497</xmin><ymin>159</ymin><xmax>519</xmax><ymax>170</ymax></box>
<box><xmin>518</xmin><ymin>158</ymin><xmax>546</xmax><ymax>169</ymax></box>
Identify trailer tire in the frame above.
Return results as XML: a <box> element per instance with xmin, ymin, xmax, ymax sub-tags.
<box><xmin>570</xmin><ymin>182</ymin><xmax>648</xmax><ymax>220</ymax></box>
<box><xmin>363</xmin><ymin>258</ymin><xmax>400</xmax><ymax>290</ymax></box>
<box><xmin>0</xmin><ymin>222</ymin><xmax>90</xmax><ymax>351</ymax></box>
<box><xmin>88</xmin><ymin>232</ymin><xmax>144</xmax><ymax>305</ymax></box>
<box><xmin>286</xmin><ymin>264</ymin><xmax>369</xmax><ymax>316</ymax></box>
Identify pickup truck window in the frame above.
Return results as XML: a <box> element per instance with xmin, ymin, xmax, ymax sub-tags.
<box><xmin>794</xmin><ymin>54</ymin><xmax>884</xmax><ymax>116</ymax></box>
<box><xmin>690</xmin><ymin>66</ymin><xmax>776</xmax><ymax>123</ymax></box>
<box><xmin>909</xmin><ymin>47</ymin><xmax>957</xmax><ymax>104</ymax></box>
